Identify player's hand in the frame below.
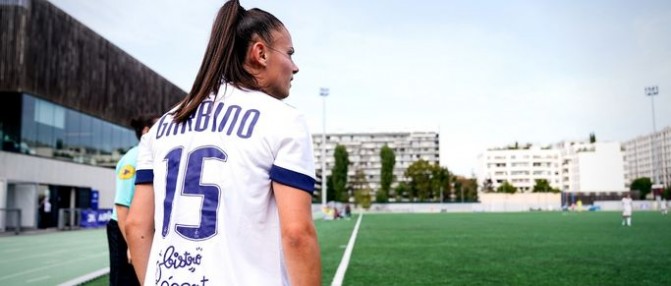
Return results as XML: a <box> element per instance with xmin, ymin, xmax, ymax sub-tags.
<box><xmin>127</xmin><ymin>248</ymin><xmax>132</xmax><ymax>264</ymax></box>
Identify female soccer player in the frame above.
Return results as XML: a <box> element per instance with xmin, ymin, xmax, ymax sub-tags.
<box><xmin>126</xmin><ymin>1</ymin><xmax>321</xmax><ymax>285</ymax></box>
<box><xmin>107</xmin><ymin>114</ymin><xmax>158</xmax><ymax>286</ymax></box>
<box><xmin>622</xmin><ymin>192</ymin><xmax>633</xmax><ymax>226</ymax></box>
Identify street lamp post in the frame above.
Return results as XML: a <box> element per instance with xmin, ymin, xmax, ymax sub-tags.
<box><xmin>320</xmin><ymin>88</ymin><xmax>329</xmax><ymax>207</ymax></box>
<box><xmin>645</xmin><ymin>85</ymin><xmax>660</xmax><ymax>197</ymax></box>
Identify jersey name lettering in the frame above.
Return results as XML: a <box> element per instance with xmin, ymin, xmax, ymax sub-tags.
<box><xmin>156</xmin><ymin>101</ymin><xmax>260</xmax><ymax>140</ymax></box>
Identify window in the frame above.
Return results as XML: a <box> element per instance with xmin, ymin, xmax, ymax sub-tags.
<box><xmin>15</xmin><ymin>94</ymin><xmax>136</xmax><ymax>167</ymax></box>
<box><xmin>34</xmin><ymin>99</ymin><xmax>65</xmax><ymax>129</ymax></box>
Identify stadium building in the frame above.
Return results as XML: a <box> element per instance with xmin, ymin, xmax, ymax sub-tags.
<box><xmin>0</xmin><ymin>0</ymin><xmax>185</xmax><ymax>231</ymax></box>
<box><xmin>622</xmin><ymin>126</ymin><xmax>671</xmax><ymax>189</ymax></box>
<box><xmin>312</xmin><ymin>132</ymin><xmax>440</xmax><ymax>196</ymax></box>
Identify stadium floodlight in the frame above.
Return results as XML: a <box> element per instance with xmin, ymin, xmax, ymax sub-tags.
<box><xmin>645</xmin><ymin>86</ymin><xmax>660</xmax><ymax>195</ymax></box>
<box><xmin>320</xmin><ymin>88</ymin><xmax>329</xmax><ymax>207</ymax></box>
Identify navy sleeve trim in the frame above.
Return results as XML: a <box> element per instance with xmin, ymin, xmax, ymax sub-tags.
<box><xmin>270</xmin><ymin>165</ymin><xmax>315</xmax><ymax>194</ymax></box>
<box><xmin>135</xmin><ymin>169</ymin><xmax>154</xmax><ymax>185</ymax></box>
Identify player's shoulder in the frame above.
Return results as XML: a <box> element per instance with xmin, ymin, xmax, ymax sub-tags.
<box><xmin>238</xmin><ymin>89</ymin><xmax>305</xmax><ymax>122</ymax></box>
<box><xmin>116</xmin><ymin>146</ymin><xmax>139</xmax><ymax>176</ymax></box>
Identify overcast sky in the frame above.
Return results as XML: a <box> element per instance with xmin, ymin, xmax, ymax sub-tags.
<box><xmin>48</xmin><ymin>0</ymin><xmax>671</xmax><ymax>176</ymax></box>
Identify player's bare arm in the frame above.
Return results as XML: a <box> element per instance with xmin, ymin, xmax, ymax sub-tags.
<box><xmin>273</xmin><ymin>181</ymin><xmax>322</xmax><ymax>286</ymax></box>
<box><xmin>126</xmin><ymin>184</ymin><xmax>155</xmax><ymax>285</ymax></box>
<box><xmin>115</xmin><ymin>204</ymin><xmax>132</xmax><ymax>262</ymax></box>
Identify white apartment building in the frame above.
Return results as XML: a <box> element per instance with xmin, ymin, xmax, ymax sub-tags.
<box><xmin>478</xmin><ymin>140</ymin><xmax>627</xmax><ymax>194</ymax></box>
<box><xmin>477</xmin><ymin>145</ymin><xmax>562</xmax><ymax>192</ymax></box>
<box><xmin>555</xmin><ymin>141</ymin><xmax>626</xmax><ymax>193</ymax></box>
<box><xmin>622</xmin><ymin>126</ymin><xmax>671</xmax><ymax>187</ymax></box>
<box><xmin>312</xmin><ymin>132</ymin><xmax>440</xmax><ymax>192</ymax></box>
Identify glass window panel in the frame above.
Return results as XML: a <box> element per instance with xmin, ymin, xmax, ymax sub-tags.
<box><xmin>80</xmin><ymin>114</ymin><xmax>92</xmax><ymax>151</ymax></box>
<box><xmin>91</xmin><ymin>117</ymin><xmax>103</xmax><ymax>153</ymax></box>
<box><xmin>65</xmin><ymin>110</ymin><xmax>81</xmax><ymax>149</ymax></box>
<box><xmin>35</xmin><ymin>121</ymin><xmax>54</xmax><ymax>157</ymax></box>
<box><xmin>125</xmin><ymin>129</ymin><xmax>137</xmax><ymax>151</ymax></box>
<box><xmin>111</xmin><ymin>125</ymin><xmax>124</xmax><ymax>163</ymax></box>
<box><xmin>0</xmin><ymin>92</ymin><xmax>22</xmax><ymax>153</ymax></box>
<box><xmin>34</xmin><ymin>100</ymin><xmax>48</xmax><ymax>125</ymax></box>
<box><xmin>53</xmin><ymin>105</ymin><xmax>65</xmax><ymax>129</ymax></box>
<box><xmin>100</xmin><ymin>120</ymin><xmax>112</xmax><ymax>154</ymax></box>
<box><xmin>21</xmin><ymin>95</ymin><xmax>37</xmax><ymax>154</ymax></box>
<box><xmin>53</xmin><ymin>117</ymin><xmax>66</xmax><ymax>160</ymax></box>
<box><xmin>113</xmin><ymin>125</ymin><xmax>123</xmax><ymax>154</ymax></box>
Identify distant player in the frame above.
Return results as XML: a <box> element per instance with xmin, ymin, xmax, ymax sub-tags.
<box><xmin>661</xmin><ymin>198</ymin><xmax>668</xmax><ymax>215</ymax></box>
<box><xmin>125</xmin><ymin>1</ymin><xmax>321</xmax><ymax>285</ymax></box>
<box><xmin>622</xmin><ymin>193</ymin><xmax>633</xmax><ymax>226</ymax></box>
<box><xmin>107</xmin><ymin>114</ymin><xmax>158</xmax><ymax>286</ymax></box>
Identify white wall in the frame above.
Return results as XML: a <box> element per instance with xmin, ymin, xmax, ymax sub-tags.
<box><xmin>0</xmin><ymin>151</ymin><xmax>116</xmax><ymax>209</ymax></box>
<box><xmin>578</xmin><ymin>142</ymin><xmax>626</xmax><ymax>192</ymax></box>
<box><xmin>8</xmin><ymin>184</ymin><xmax>38</xmax><ymax>228</ymax></box>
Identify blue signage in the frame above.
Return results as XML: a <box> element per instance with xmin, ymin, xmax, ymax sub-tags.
<box><xmin>80</xmin><ymin>209</ymin><xmax>112</xmax><ymax>228</ymax></box>
<box><xmin>90</xmin><ymin>190</ymin><xmax>99</xmax><ymax>210</ymax></box>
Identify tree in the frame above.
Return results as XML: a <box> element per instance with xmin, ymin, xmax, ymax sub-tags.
<box><xmin>378</xmin><ymin>145</ymin><xmax>395</xmax><ymax>203</ymax></box>
<box><xmin>464</xmin><ymin>177</ymin><xmax>479</xmax><ymax>202</ymax></box>
<box><xmin>332</xmin><ymin>145</ymin><xmax>349</xmax><ymax>202</ymax></box>
<box><xmin>355</xmin><ymin>189</ymin><xmax>372</xmax><ymax>210</ymax></box>
<box><xmin>326</xmin><ymin>175</ymin><xmax>335</xmax><ymax>202</ymax></box>
<box><xmin>532</xmin><ymin>179</ymin><xmax>560</xmax><ymax>193</ymax></box>
<box><xmin>404</xmin><ymin>160</ymin><xmax>433</xmax><ymax>201</ymax></box>
<box><xmin>352</xmin><ymin>169</ymin><xmax>372</xmax><ymax>209</ymax></box>
<box><xmin>454</xmin><ymin>176</ymin><xmax>479</xmax><ymax>202</ymax></box>
<box><xmin>394</xmin><ymin>182</ymin><xmax>410</xmax><ymax>200</ymax></box>
<box><xmin>350</xmin><ymin>169</ymin><xmax>369</xmax><ymax>192</ymax></box>
<box><xmin>630</xmin><ymin>177</ymin><xmax>652</xmax><ymax>199</ymax></box>
<box><xmin>497</xmin><ymin>181</ymin><xmax>517</xmax><ymax>194</ymax></box>
<box><xmin>663</xmin><ymin>186</ymin><xmax>671</xmax><ymax>200</ymax></box>
<box><xmin>589</xmin><ymin>132</ymin><xmax>596</xmax><ymax>143</ymax></box>
<box><xmin>431</xmin><ymin>165</ymin><xmax>450</xmax><ymax>202</ymax></box>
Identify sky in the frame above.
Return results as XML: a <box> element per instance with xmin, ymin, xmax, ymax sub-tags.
<box><xmin>47</xmin><ymin>0</ymin><xmax>671</xmax><ymax>176</ymax></box>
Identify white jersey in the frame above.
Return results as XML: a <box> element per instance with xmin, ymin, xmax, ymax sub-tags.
<box><xmin>135</xmin><ymin>85</ymin><xmax>316</xmax><ymax>286</ymax></box>
<box><xmin>622</xmin><ymin>197</ymin><xmax>633</xmax><ymax>216</ymax></box>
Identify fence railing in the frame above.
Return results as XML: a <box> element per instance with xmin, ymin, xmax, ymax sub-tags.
<box><xmin>0</xmin><ymin>208</ymin><xmax>22</xmax><ymax>235</ymax></box>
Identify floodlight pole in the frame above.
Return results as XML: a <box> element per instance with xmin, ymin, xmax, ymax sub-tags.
<box><xmin>320</xmin><ymin>88</ymin><xmax>329</xmax><ymax>207</ymax></box>
<box><xmin>645</xmin><ymin>86</ymin><xmax>660</xmax><ymax>197</ymax></box>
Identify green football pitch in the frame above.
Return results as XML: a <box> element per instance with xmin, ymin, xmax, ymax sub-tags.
<box><xmin>2</xmin><ymin>211</ymin><xmax>670</xmax><ymax>285</ymax></box>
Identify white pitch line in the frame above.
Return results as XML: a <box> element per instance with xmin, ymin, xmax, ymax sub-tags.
<box><xmin>0</xmin><ymin>252</ymin><xmax>106</xmax><ymax>281</ymax></box>
<box><xmin>26</xmin><ymin>275</ymin><xmax>50</xmax><ymax>283</ymax></box>
<box><xmin>57</xmin><ymin>267</ymin><xmax>109</xmax><ymax>286</ymax></box>
<box><xmin>331</xmin><ymin>213</ymin><xmax>363</xmax><ymax>286</ymax></box>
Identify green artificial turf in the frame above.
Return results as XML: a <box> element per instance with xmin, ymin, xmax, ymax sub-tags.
<box><xmin>343</xmin><ymin>212</ymin><xmax>671</xmax><ymax>286</ymax></box>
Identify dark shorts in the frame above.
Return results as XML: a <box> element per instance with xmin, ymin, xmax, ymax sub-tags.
<box><xmin>107</xmin><ymin>219</ymin><xmax>141</xmax><ymax>286</ymax></box>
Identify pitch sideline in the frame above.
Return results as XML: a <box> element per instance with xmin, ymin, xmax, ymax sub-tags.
<box><xmin>331</xmin><ymin>213</ymin><xmax>363</xmax><ymax>286</ymax></box>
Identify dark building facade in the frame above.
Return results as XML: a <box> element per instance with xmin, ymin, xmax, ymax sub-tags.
<box><xmin>0</xmin><ymin>0</ymin><xmax>186</xmax><ymax>230</ymax></box>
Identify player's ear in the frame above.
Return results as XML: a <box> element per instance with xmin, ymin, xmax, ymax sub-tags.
<box><xmin>248</xmin><ymin>41</ymin><xmax>268</xmax><ymax>68</ymax></box>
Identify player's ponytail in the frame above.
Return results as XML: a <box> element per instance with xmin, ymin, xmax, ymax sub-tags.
<box><xmin>173</xmin><ymin>0</ymin><xmax>244</xmax><ymax>123</ymax></box>
<box><xmin>173</xmin><ymin>0</ymin><xmax>284</xmax><ymax>123</ymax></box>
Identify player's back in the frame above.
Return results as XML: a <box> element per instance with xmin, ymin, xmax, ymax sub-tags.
<box><xmin>138</xmin><ymin>85</ymin><xmax>314</xmax><ymax>285</ymax></box>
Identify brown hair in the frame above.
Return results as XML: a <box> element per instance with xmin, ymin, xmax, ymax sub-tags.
<box><xmin>172</xmin><ymin>0</ymin><xmax>284</xmax><ymax>123</ymax></box>
<box><xmin>130</xmin><ymin>114</ymin><xmax>160</xmax><ymax>140</ymax></box>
